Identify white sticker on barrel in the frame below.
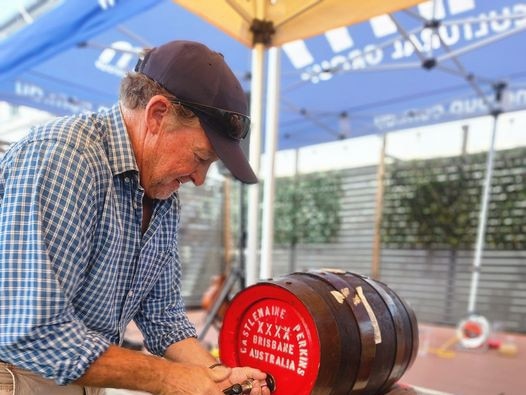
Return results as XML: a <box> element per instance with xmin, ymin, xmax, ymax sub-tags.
<box><xmin>330</xmin><ymin>287</ymin><xmax>350</xmax><ymax>304</ymax></box>
<box><xmin>356</xmin><ymin>286</ymin><xmax>382</xmax><ymax>344</ymax></box>
<box><xmin>323</xmin><ymin>268</ymin><xmax>346</xmax><ymax>274</ymax></box>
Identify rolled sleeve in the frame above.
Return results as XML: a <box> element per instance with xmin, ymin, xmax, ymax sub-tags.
<box><xmin>135</xmin><ymin>249</ymin><xmax>197</xmax><ymax>357</ymax></box>
<box><xmin>0</xmin><ymin>138</ymin><xmax>108</xmax><ymax>384</ymax></box>
<box><xmin>2</xmin><ymin>319</ymin><xmax>111</xmax><ymax>384</ymax></box>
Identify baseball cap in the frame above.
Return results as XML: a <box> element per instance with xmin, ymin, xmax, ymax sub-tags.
<box><xmin>135</xmin><ymin>40</ymin><xmax>257</xmax><ymax>184</ymax></box>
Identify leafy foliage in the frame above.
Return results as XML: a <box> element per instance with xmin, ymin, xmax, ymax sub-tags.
<box><xmin>382</xmin><ymin>147</ymin><xmax>526</xmax><ymax>249</ymax></box>
<box><xmin>272</xmin><ymin>172</ymin><xmax>342</xmax><ymax>245</ymax></box>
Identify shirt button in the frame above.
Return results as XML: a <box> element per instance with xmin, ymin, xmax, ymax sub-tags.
<box><xmin>128</xmin><ymin>291</ymin><xmax>134</xmax><ymax>297</ymax></box>
<box><xmin>124</xmin><ymin>177</ymin><xmax>130</xmax><ymax>183</ymax></box>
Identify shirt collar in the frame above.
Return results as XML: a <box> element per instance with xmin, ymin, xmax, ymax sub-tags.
<box><xmin>99</xmin><ymin>104</ymin><xmax>139</xmax><ymax>176</ymax></box>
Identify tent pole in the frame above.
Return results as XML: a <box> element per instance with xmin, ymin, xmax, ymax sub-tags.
<box><xmin>371</xmin><ymin>133</ymin><xmax>387</xmax><ymax>280</ymax></box>
<box><xmin>467</xmin><ymin>112</ymin><xmax>499</xmax><ymax>314</ymax></box>
<box><xmin>246</xmin><ymin>43</ymin><xmax>265</xmax><ymax>286</ymax></box>
<box><xmin>260</xmin><ymin>46</ymin><xmax>281</xmax><ymax>280</ymax></box>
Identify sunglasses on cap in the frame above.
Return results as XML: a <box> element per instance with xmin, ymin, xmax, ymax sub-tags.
<box><xmin>170</xmin><ymin>98</ymin><xmax>250</xmax><ymax>141</ymax></box>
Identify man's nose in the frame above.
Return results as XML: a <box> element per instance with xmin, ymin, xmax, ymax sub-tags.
<box><xmin>191</xmin><ymin>164</ymin><xmax>211</xmax><ymax>186</ymax></box>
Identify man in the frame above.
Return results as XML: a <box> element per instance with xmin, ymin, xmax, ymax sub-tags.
<box><xmin>0</xmin><ymin>40</ymin><xmax>269</xmax><ymax>394</ymax></box>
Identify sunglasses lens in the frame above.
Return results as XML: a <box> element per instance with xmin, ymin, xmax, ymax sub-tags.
<box><xmin>226</xmin><ymin>112</ymin><xmax>249</xmax><ymax>140</ymax></box>
<box><xmin>174</xmin><ymin>99</ymin><xmax>249</xmax><ymax>140</ymax></box>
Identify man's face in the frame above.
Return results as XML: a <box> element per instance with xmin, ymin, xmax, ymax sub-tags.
<box><xmin>140</xmin><ymin>114</ymin><xmax>218</xmax><ymax>200</ymax></box>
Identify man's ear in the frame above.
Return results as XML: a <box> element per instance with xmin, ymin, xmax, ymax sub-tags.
<box><xmin>145</xmin><ymin>95</ymin><xmax>171</xmax><ymax>134</ymax></box>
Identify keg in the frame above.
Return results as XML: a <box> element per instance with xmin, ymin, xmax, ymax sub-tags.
<box><xmin>219</xmin><ymin>270</ymin><xmax>418</xmax><ymax>395</ymax></box>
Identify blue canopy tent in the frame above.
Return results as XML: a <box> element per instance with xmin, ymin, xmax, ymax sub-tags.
<box><xmin>3</xmin><ymin>1</ymin><xmax>524</xmax><ymax>147</ymax></box>
<box><xmin>1</xmin><ymin>0</ymin><xmax>525</xmax><ymax>318</ymax></box>
<box><xmin>0</xmin><ymin>0</ymin><xmax>250</xmax><ymax>115</ymax></box>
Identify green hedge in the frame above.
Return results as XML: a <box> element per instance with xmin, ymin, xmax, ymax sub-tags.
<box><xmin>272</xmin><ymin>172</ymin><xmax>343</xmax><ymax>245</ymax></box>
<box><xmin>382</xmin><ymin>147</ymin><xmax>526</xmax><ymax>249</ymax></box>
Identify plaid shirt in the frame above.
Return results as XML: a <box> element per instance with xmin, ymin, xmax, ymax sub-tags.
<box><xmin>0</xmin><ymin>105</ymin><xmax>196</xmax><ymax>385</ymax></box>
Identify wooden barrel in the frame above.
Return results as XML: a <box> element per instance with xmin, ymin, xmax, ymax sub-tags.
<box><xmin>219</xmin><ymin>269</ymin><xmax>418</xmax><ymax>395</ymax></box>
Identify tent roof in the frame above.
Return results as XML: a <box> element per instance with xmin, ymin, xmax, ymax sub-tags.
<box><xmin>0</xmin><ymin>0</ymin><xmax>525</xmax><ymax>150</ymax></box>
<box><xmin>172</xmin><ymin>0</ymin><xmax>424</xmax><ymax>47</ymax></box>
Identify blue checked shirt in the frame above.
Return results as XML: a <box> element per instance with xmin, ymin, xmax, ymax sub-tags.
<box><xmin>0</xmin><ymin>105</ymin><xmax>196</xmax><ymax>384</ymax></box>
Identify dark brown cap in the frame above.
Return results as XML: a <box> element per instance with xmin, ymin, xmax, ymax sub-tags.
<box><xmin>135</xmin><ymin>40</ymin><xmax>257</xmax><ymax>184</ymax></box>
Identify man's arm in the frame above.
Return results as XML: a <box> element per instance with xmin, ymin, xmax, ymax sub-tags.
<box><xmin>75</xmin><ymin>338</ymin><xmax>269</xmax><ymax>395</ymax></box>
<box><xmin>164</xmin><ymin>337</ymin><xmax>217</xmax><ymax>366</ymax></box>
<box><xmin>0</xmin><ymin>139</ymin><xmax>113</xmax><ymax>384</ymax></box>
<box><xmin>74</xmin><ymin>344</ymin><xmax>228</xmax><ymax>394</ymax></box>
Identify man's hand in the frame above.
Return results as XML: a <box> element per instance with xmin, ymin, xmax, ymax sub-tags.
<box><xmin>157</xmin><ymin>362</ymin><xmax>230</xmax><ymax>395</ymax></box>
<box><xmin>163</xmin><ymin>339</ymin><xmax>269</xmax><ymax>394</ymax></box>
<box><xmin>213</xmin><ymin>365</ymin><xmax>271</xmax><ymax>395</ymax></box>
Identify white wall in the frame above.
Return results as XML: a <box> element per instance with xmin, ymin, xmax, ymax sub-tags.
<box><xmin>264</xmin><ymin>109</ymin><xmax>526</xmax><ymax>177</ymax></box>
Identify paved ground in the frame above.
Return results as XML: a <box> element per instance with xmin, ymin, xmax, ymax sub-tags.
<box><xmin>112</xmin><ymin>310</ymin><xmax>525</xmax><ymax>395</ymax></box>
<box><xmin>401</xmin><ymin>323</ymin><xmax>525</xmax><ymax>395</ymax></box>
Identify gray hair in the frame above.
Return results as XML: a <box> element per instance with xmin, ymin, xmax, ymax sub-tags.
<box><xmin>119</xmin><ymin>72</ymin><xmax>198</xmax><ymax>126</ymax></box>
